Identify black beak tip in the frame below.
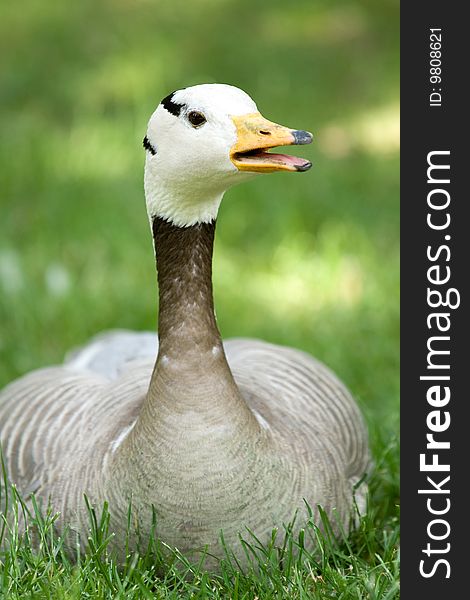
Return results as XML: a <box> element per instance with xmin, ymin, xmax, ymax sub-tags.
<box><xmin>292</xmin><ymin>130</ymin><xmax>313</xmax><ymax>145</ymax></box>
<box><xmin>295</xmin><ymin>161</ymin><xmax>313</xmax><ymax>172</ymax></box>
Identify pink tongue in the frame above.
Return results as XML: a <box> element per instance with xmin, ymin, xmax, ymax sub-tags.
<box><xmin>266</xmin><ymin>153</ymin><xmax>310</xmax><ymax>167</ymax></box>
<box><xmin>243</xmin><ymin>151</ymin><xmax>311</xmax><ymax>168</ymax></box>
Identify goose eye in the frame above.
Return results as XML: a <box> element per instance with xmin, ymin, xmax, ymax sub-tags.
<box><xmin>187</xmin><ymin>111</ymin><xmax>206</xmax><ymax>128</ymax></box>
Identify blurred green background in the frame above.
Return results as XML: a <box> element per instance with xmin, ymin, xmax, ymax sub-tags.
<box><xmin>0</xmin><ymin>0</ymin><xmax>399</xmax><ymax>435</ymax></box>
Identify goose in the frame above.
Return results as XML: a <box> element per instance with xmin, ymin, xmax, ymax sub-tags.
<box><xmin>0</xmin><ymin>84</ymin><xmax>370</xmax><ymax>570</ymax></box>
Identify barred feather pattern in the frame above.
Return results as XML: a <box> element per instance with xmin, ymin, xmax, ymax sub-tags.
<box><xmin>0</xmin><ymin>330</ymin><xmax>369</xmax><ymax>568</ymax></box>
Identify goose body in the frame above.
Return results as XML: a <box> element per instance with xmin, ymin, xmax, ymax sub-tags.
<box><xmin>0</xmin><ymin>84</ymin><xmax>370</xmax><ymax>569</ymax></box>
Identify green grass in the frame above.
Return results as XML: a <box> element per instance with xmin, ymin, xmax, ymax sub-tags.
<box><xmin>1</xmin><ymin>0</ymin><xmax>399</xmax><ymax>596</ymax></box>
<box><xmin>1</xmin><ymin>438</ymin><xmax>399</xmax><ymax>599</ymax></box>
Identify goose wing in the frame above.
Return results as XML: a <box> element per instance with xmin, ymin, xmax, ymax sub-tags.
<box><xmin>224</xmin><ymin>337</ymin><xmax>371</xmax><ymax>482</ymax></box>
<box><xmin>65</xmin><ymin>329</ymin><xmax>158</xmax><ymax>379</ymax></box>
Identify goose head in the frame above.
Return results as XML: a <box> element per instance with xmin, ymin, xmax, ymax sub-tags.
<box><xmin>143</xmin><ymin>84</ymin><xmax>313</xmax><ymax>227</ymax></box>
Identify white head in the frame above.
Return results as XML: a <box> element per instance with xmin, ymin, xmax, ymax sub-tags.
<box><xmin>143</xmin><ymin>83</ymin><xmax>312</xmax><ymax>227</ymax></box>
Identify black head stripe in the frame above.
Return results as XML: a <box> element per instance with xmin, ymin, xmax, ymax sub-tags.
<box><xmin>161</xmin><ymin>91</ymin><xmax>186</xmax><ymax>117</ymax></box>
<box><xmin>143</xmin><ymin>135</ymin><xmax>157</xmax><ymax>155</ymax></box>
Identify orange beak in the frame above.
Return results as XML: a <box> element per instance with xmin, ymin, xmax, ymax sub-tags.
<box><xmin>230</xmin><ymin>112</ymin><xmax>313</xmax><ymax>173</ymax></box>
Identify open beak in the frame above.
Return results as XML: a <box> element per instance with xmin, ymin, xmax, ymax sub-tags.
<box><xmin>230</xmin><ymin>112</ymin><xmax>313</xmax><ymax>173</ymax></box>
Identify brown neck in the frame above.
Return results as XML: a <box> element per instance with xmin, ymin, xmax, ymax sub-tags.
<box><xmin>152</xmin><ymin>216</ymin><xmax>222</xmax><ymax>360</ymax></box>
<box><xmin>140</xmin><ymin>216</ymin><xmax>258</xmax><ymax>429</ymax></box>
